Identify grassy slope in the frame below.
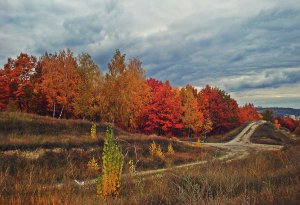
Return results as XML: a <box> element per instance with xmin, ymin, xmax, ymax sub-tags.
<box><xmin>1</xmin><ymin>112</ymin><xmax>300</xmax><ymax>204</ymax></box>
<box><xmin>251</xmin><ymin>122</ymin><xmax>295</xmax><ymax>145</ymax></box>
<box><xmin>0</xmin><ymin>112</ymin><xmax>223</xmax><ymax>189</ymax></box>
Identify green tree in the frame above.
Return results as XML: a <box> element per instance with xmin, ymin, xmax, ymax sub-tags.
<box><xmin>262</xmin><ymin>109</ymin><xmax>274</xmax><ymax>122</ymax></box>
<box><xmin>97</xmin><ymin>127</ymin><xmax>124</xmax><ymax>197</ymax></box>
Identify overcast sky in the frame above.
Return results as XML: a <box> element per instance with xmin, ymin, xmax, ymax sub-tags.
<box><xmin>1</xmin><ymin>0</ymin><xmax>300</xmax><ymax>108</ymax></box>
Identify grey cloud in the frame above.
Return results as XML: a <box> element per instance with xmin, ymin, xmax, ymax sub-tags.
<box><xmin>1</xmin><ymin>0</ymin><xmax>300</xmax><ymax>108</ymax></box>
<box><xmin>221</xmin><ymin>67</ymin><xmax>300</xmax><ymax>91</ymax></box>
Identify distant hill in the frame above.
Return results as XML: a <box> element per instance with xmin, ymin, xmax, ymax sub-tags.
<box><xmin>256</xmin><ymin>107</ymin><xmax>300</xmax><ymax>117</ymax></box>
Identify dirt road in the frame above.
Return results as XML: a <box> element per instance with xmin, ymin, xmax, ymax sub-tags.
<box><xmin>201</xmin><ymin>120</ymin><xmax>283</xmax><ymax>162</ymax></box>
<box><xmin>71</xmin><ymin>120</ymin><xmax>283</xmax><ymax>186</ymax></box>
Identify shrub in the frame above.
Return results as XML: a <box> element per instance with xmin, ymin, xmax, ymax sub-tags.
<box><xmin>195</xmin><ymin>138</ymin><xmax>201</xmax><ymax>148</ymax></box>
<box><xmin>128</xmin><ymin>160</ymin><xmax>136</xmax><ymax>175</ymax></box>
<box><xmin>149</xmin><ymin>141</ymin><xmax>165</xmax><ymax>159</ymax></box>
<box><xmin>91</xmin><ymin>123</ymin><xmax>97</xmax><ymax>139</ymax></box>
<box><xmin>156</xmin><ymin>145</ymin><xmax>165</xmax><ymax>159</ymax></box>
<box><xmin>167</xmin><ymin>143</ymin><xmax>175</xmax><ymax>155</ymax></box>
<box><xmin>87</xmin><ymin>156</ymin><xmax>99</xmax><ymax>173</ymax></box>
<box><xmin>97</xmin><ymin>127</ymin><xmax>124</xmax><ymax>197</ymax></box>
<box><xmin>149</xmin><ymin>141</ymin><xmax>157</xmax><ymax>157</ymax></box>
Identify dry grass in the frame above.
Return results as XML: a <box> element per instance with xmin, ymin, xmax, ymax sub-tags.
<box><xmin>251</xmin><ymin>122</ymin><xmax>295</xmax><ymax>145</ymax></box>
<box><xmin>1</xmin><ymin>145</ymin><xmax>300</xmax><ymax>205</ymax></box>
<box><xmin>1</xmin><ymin>112</ymin><xmax>300</xmax><ymax>204</ymax></box>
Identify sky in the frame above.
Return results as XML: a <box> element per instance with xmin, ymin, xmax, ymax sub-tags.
<box><xmin>1</xmin><ymin>0</ymin><xmax>300</xmax><ymax>108</ymax></box>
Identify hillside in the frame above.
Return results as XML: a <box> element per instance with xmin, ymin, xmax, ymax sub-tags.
<box><xmin>257</xmin><ymin>107</ymin><xmax>300</xmax><ymax>117</ymax></box>
<box><xmin>1</xmin><ymin>112</ymin><xmax>300</xmax><ymax>204</ymax></box>
<box><xmin>251</xmin><ymin>122</ymin><xmax>295</xmax><ymax>145</ymax></box>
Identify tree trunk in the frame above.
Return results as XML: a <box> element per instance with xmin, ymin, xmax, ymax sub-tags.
<box><xmin>59</xmin><ymin>105</ymin><xmax>64</xmax><ymax>119</ymax></box>
<box><xmin>53</xmin><ymin>103</ymin><xmax>56</xmax><ymax>118</ymax></box>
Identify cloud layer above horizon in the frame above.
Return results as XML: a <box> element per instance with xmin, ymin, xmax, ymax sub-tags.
<box><xmin>1</xmin><ymin>0</ymin><xmax>300</xmax><ymax>108</ymax></box>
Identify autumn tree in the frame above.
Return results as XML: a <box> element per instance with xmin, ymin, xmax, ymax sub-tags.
<box><xmin>262</xmin><ymin>109</ymin><xmax>274</xmax><ymax>122</ymax></box>
<box><xmin>102</xmin><ymin>50</ymin><xmax>150</xmax><ymax>130</ymax></box>
<box><xmin>0</xmin><ymin>69</ymin><xmax>10</xmax><ymax>110</ymax></box>
<box><xmin>39</xmin><ymin>49</ymin><xmax>80</xmax><ymax>118</ymax></box>
<box><xmin>101</xmin><ymin>50</ymin><xmax>126</xmax><ymax>123</ymax></box>
<box><xmin>118</xmin><ymin>58</ymin><xmax>150</xmax><ymax>129</ymax></box>
<box><xmin>0</xmin><ymin>53</ymin><xmax>38</xmax><ymax>112</ymax></box>
<box><xmin>277</xmin><ymin>116</ymin><xmax>297</xmax><ymax>132</ymax></box>
<box><xmin>198</xmin><ymin>85</ymin><xmax>239</xmax><ymax>134</ymax></box>
<box><xmin>238</xmin><ymin>103</ymin><xmax>261</xmax><ymax>124</ymax></box>
<box><xmin>180</xmin><ymin>85</ymin><xmax>203</xmax><ymax>137</ymax></box>
<box><xmin>140</xmin><ymin>79</ymin><xmax>183</xmax><ymax>136</ymax></box>
<box><xmin>73</xmin><ymin>53</ymin><xmax>104</xmax><ymax>120</ymax></box>
<box><xmin>202</xmin><ymin>117</ymin><xmax>213</xmax><ymax>141</ymax></box>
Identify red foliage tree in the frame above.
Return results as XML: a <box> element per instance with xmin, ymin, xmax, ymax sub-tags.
<box><xmin>140</xmin><ymin>79</ymin><xmax>183</xmax><ymax>136</ymax></box>
<box><xmin>277</xmin><ymin>116</ymin><xmax>297</xmax><ymax>132</ymax></box>
<box><xmin>0</xmin><ymin>69</ymin><xmax>10</xmax><ymax>110</ymax></box>
<box><xmin>198</xmin><ymin>85</ymin><xmax>239</xmax><ymax>134</ymax></box>
<box><xmin>0</xmin><ymin>53</ymin><xmax>37</xmax><ymax>112</ymax></box>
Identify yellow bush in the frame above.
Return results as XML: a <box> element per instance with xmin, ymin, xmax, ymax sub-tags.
<box><xmin>91</xmin><ymin>123</ymin><xmax>97</xmax><ymax>139</ymax></box>
<box><xmin>167</xmin><ymin>143</ymin><xmax>175</xmax><ymax>155</ymax></box>
<box><xmin>156</xmin><ymin>145</ymin><xmax>165</xmax><ymax>159</ymax></box>
<box><xmin>128</xmin><ymin>160</ymin><xmax>135</xmax><ymax>175</ymax></box>
<box><xmin>149</xmin><ymin>141</ymin><xmax>157</xmax><ymax>157</ymax></box>
<box><xmin>87</xmin><ymin>156</ymin><xmax>99</xmax><ymax>172</ymax></box>
<box><xmin>149</xmin><ymin>141</ymin><xmax>165</xmax><ymax>159</ymax></box>
<box><xmin>195</xmin><ymin>138</ymin><xmax>201</xmax><ymax>148</ymax></box>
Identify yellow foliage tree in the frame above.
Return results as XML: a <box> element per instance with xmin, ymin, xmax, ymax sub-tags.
<box><xmin>102</xmin><ymin>51</ymin><xmax>150</xmax><ymax>130</ymax></box>
<box><xmin>180</xmin><ymin>85</ymin><xmax>204</xmax><ymax>137</ymax></box>
<box><xmin>73</xmin><ymin>53</ymin><xmax>104</xmax><ymax>119</ymax></box>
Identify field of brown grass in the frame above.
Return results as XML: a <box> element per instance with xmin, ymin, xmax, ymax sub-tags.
<box><xmin>0</xmin><ymin>112</ymin><xmax>299</xmax><ymax>204</ymax></box>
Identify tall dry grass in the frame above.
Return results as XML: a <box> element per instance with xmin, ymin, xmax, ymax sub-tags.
<box><xmin>1</xmin><ymin>145</ymin><xmax>300</xmax><ymax>205</ymax></box>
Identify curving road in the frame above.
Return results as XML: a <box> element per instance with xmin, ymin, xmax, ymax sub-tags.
<box><xmin>201</xmin><ymin>120</ymin><xmax>283</xmax><ymax>162</ymax></box>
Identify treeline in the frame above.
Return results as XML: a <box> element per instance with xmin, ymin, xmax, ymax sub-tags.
<box><xmin>0</xmin><ymin>49</ymin><xmax>261</xmax><ymax>137</ymax></box>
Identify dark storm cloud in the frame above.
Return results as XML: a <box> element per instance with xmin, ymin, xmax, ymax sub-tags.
<box><xmin>1</xmin><ymin>0</ymin><xmax>300</xmax><ymax>107</ymax></box>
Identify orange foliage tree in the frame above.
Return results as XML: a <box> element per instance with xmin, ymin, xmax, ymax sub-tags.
<box><xmin>238</xmin><ymin>103</ymin><xmax>261</xmax><ymax>124</ymax></box>
<box><xmin>102</xmin><ymin>50</ymin><xmax>150</xmax><ymax>130</ymax></box>
<box><xmin>39</xmin><ymin>50</ymin><xmax>80</xmax><ymax>118</ymax></box>
<box><xmin>73</xmin><ymin>53</ymin><xmax>104</xmax><ymax>120</ymax></box>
